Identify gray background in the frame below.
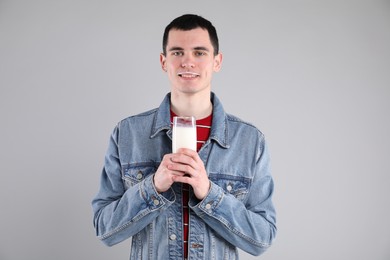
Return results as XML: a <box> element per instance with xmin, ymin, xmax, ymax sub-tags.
<box><xmin>1</xmin><ymin>0</ymin><xmax>389</xmax><ymax>259</ymax></box>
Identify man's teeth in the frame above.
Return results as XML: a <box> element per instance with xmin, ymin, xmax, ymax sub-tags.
<box><xmin>178</xmin><ymin>72</ymin><xmax>199</xmax><ymax>78</ymax></box>
<box><xmin>182</xmin><ymin>74</ymin><xmax>197</xmax><ymax>78</ymax></box>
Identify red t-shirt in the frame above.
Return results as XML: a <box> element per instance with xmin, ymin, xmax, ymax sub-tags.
<box><xmin>170</xmin><ymin>111</ymin><xmax>212</xmax><ymax>258</ymax></box>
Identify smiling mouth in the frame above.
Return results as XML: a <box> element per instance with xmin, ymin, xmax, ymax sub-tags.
<box><xmin>177</xmin><ymin>72</ymin><xmax>200</xmax><ymax>78</ymax></box>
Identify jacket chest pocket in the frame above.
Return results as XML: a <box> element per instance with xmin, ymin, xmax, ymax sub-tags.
<box><xmin>121</xmin><ymin>163</ymin><xmax>159</xmax><ymax>189</ymax></box>
<box><xmin>209</xmin><ymin>173</ymin><xmax>252</xmax><ymax>201</ymax></box>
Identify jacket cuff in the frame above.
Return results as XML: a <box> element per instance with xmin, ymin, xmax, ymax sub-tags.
<box><xmin>141</xmin><ymin>175</ymin><xmax>175</xmax><ymax>211</ymax></box>
<box><xmin>189</xmin><ymin>181</ymin><xmax>224</xmax><ymax>215</ymax></box>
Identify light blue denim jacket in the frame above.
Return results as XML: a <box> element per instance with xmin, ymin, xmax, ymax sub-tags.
<box><xmin>92</xmin><ymin>92</ymin><xmax>276</xmax><ymax>259</ymax></box>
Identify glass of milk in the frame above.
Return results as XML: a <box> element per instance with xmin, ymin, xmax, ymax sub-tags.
<box><xmin>172</xmin><ymin>116</ymin><xmax>197</xmax><ymax>153</ymax></box>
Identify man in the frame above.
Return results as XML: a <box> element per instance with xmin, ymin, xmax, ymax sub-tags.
<box><xmin>92</xmin><ymin>14</ymin><xmax>276</xmax><ymax>259</ymax></box>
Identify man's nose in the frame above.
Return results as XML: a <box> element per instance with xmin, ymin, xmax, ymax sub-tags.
<box><xmin>181</xmin><ymin>54</ymin><xmax>195</xmax><ymax>68</ymax></box>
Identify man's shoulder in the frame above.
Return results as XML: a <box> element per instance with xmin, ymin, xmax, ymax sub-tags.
<box><xmin>119</xmin><ymin>108</ymin><xmax>158</xmax><ymax>124</ymax></box>
<box><xmin>226</xmin><ymin>113</ymin><xmax>260</xmax><ymax>129</ymax></box>
<box><xmin>225</xmin><ymin>113</ymin><xmax>265</xmax><ymax>137</ymax></box>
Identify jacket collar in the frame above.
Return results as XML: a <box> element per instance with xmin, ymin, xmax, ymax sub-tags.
<box><xmin>151</xmin><ymin>92</ymin><xmax>230</xmax><ymax>149</ymax></box>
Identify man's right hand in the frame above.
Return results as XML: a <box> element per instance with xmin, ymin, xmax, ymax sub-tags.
<box><xmin>153</xmin><ymin>153</ymin><xmax>185</xmax><ymax>193</ymax></box>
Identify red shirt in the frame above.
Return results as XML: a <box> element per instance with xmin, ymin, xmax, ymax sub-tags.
<box><xmin>170</xmin><ymin>111</ymin><xmax>212</xmax><ymax>258</ymax></box>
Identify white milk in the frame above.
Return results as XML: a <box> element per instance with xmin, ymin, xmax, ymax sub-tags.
<box><xmin>172</xmin><ymin>126</ymin><xmax>197</xmax><ymax>153</ymax></box>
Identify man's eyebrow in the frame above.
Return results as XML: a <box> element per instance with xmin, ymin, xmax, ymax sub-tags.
<box><xmin>168</xmin><ymin>46</ymin><xmax>210</xmax><ymax>52</ymax></box>
<box><xmin>168</xmin><ymin>47</ymin><xmax>184</xmax><ymax>52</ymax></box>
<box><xmin>193</xmin><ymin>46</ymin><xmax>210</xmax><ymax>52</ymax></box>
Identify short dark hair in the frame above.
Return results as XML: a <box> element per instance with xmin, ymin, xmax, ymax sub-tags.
<box><xmin>162</xmin><ymin>14</ymin><xmax>219</xmax><ymax>56</ymax></box>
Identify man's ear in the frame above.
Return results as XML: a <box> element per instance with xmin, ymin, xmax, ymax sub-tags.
<box><xmin>213</xmin><ymin>52</ymin><xmax>223</xmax><ymax>72</ymax></box>
<box><xmin>160</xmin><ymin>53</ymin><xmax>167</xmax><ymax>72</ymax></box>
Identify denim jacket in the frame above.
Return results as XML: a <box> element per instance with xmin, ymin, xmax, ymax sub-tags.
<box><xmin>92</xmin><ymin>92</ymin><xmax>276</xmax><ymax>259</ymax></box>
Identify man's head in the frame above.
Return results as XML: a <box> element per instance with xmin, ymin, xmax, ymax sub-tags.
<box><xmin>160</xmin><ymin>14</ymin><xmax>222</xmax><ymax>97</ymax></box>
<box><xmin>162</xmin><ymin>14</ymin><xmax>219</xmax><ymax>56</ymax></box>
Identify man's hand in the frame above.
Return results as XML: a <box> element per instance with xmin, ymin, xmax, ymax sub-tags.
<box><xmin>153</xmin><ymin>153</ymin><xmax>185</xmax><ymax>193</ymax></box>
<box><xmin>168</xmin><ymin>148</ymin><xmax>210</xmax><ymax>200</ymax></box>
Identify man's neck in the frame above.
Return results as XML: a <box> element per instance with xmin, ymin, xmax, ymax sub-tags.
<box><xmin>170</xmin><ymin>91</ymin><xmax>212</xmax><ymax>120</ymax></box>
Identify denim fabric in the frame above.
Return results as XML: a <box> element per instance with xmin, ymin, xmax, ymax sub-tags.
<box><xmin>92</xmin><ymin>92</ymin><xmax>276</xmax><ymax>259</ymax></box>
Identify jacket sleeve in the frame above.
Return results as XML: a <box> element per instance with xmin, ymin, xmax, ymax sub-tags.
<box><xmin>91</xmin><ymin>126</ymin><xmax>175</xmax><ymax>246</ymax></box>
<box><xmin>189</xmin><ymin>134</ymin><xmax>277</xmax><ymax>256</ymax></box>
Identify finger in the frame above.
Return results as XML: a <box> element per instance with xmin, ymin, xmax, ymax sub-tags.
<box><xmin>172</xmin><ymin>175</ymin><xmax>192</xmax><ymax>185</ymax></box>
<box><xmin>177</xmin><ymin>148</ymin><xmax>197</xmax><ymax>158</ymax></box>
<box><xmin>171</xmin><ymin>153</ymin><xmax>197</xmax><ymax>169</ymax></box>
<box><xmin>168</xmin><ymin>162</ymin><xmax>194</xmax><ymax>175</ymax></box>
<box><xmin>177</xmin><ymin>148</ymin><xmax>203</xmax><ymax>166</ymax></box>
<box><xmin>170</xmin><ymin>169</ymin><xmax>186</xmax><ymax>176</ymax></box>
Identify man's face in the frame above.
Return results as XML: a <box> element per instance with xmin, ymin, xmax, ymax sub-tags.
<box><xmin>160</xmin><ymin>28</ymin><xmax>222</xmax><ymax>96</ymax></box>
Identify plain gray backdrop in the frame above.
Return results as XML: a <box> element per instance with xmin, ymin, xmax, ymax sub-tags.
<box><xmin>1</xmin><ymin>0</ymin><xmax>389</xmax><ymax>259</ymax></box>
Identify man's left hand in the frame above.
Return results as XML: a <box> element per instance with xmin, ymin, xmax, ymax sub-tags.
<box><xmin>168</xmin><ymin>148</ymin><xmax>210</xmax><ymax>200</ymax></box>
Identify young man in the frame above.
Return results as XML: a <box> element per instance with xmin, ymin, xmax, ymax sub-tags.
<box><xmin>92</xmin><ymin>14</ymin><xmax>276</xmax><ymax>259</ymax></box>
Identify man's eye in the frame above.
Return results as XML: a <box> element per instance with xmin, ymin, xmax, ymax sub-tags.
<box><xmin>172</xmin><ymin>51</ymin><xmax>183</xmax><ymax>56</ymax></box>
<box><xmin>195</xmin><ymin>51</ymin><xmax>206</xmax><ymax>56</ymax></box>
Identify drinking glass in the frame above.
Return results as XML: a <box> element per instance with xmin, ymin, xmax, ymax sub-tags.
<box><xmin>172</xmin><ymin>116</ymin><xmax>197</xmax><ymax>153</ymax></box>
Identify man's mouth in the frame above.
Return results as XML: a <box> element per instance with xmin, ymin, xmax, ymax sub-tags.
<box><xmin>177</xmin><ymin>72</ymin><xmax>200</xmax><ymax>78</ymax></box>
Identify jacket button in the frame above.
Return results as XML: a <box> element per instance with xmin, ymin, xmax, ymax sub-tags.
<box><xmin>170</xmin><ymin>234</ymin><xmax>177</xmax><ymax>240</ymax></box>
<box><xmin>153</xmin><ymin>199</ymin><xmax>160</xmax><ymax>206</ymax></box>
<box><xmin>205</xmin><ymin>203</ymin><xmax>212</xmax><ymax>210</ymax></box>
<box><xmin>226</xmin><ymin>185</ymin><xmax>233</xmax><ymax>191</ymax></box>
<box><xmin>136</xmin><ymin>171</ymin><xmax>143</xmax><ymax>180</ymax></box>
